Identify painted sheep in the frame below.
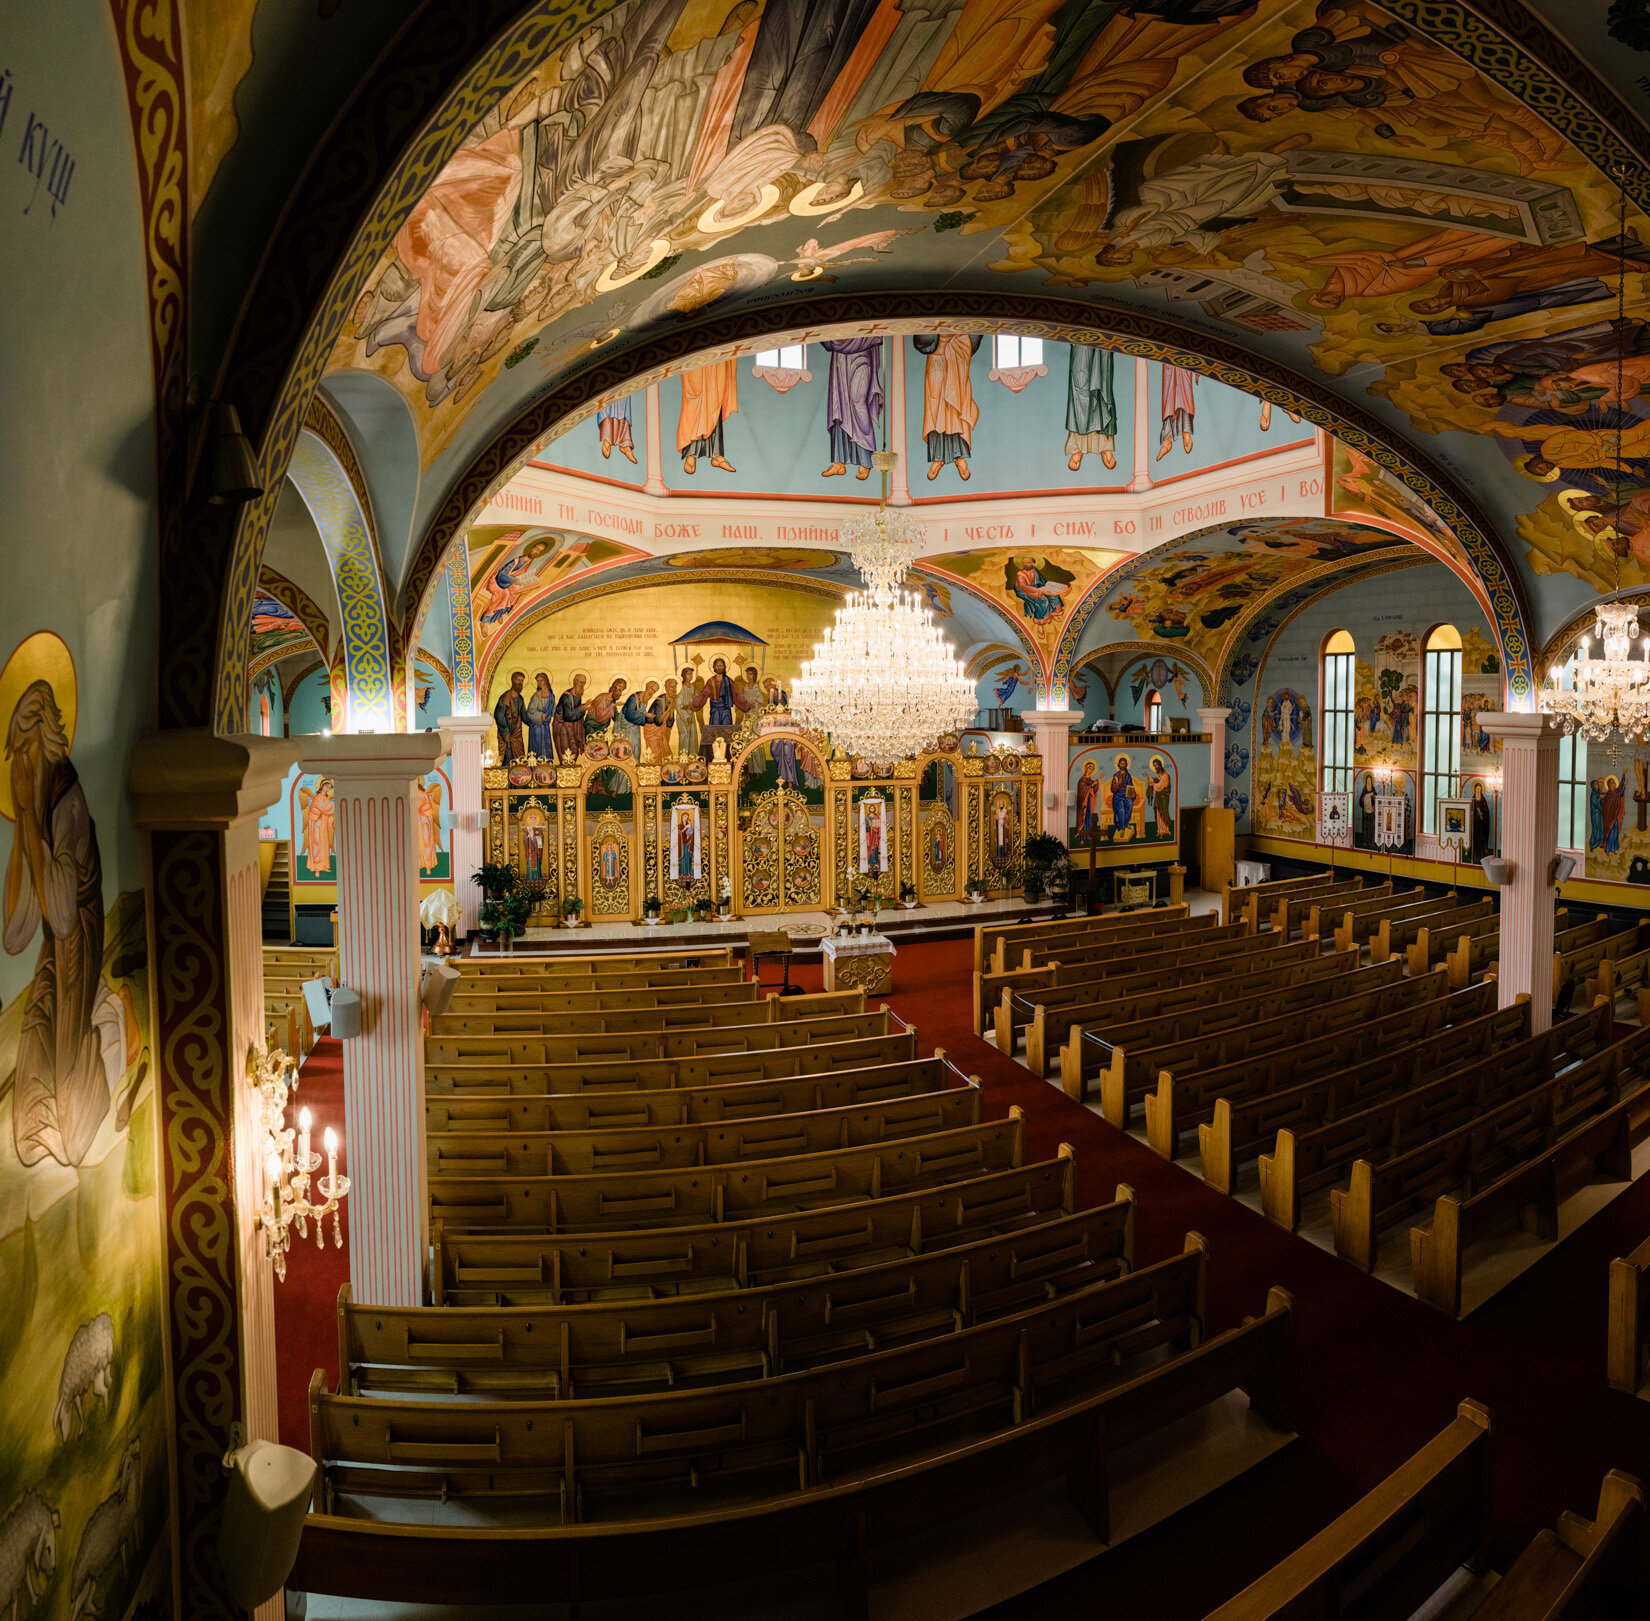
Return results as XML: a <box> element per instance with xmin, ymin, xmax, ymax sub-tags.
<box><xmin>69</xmin><ymin>1440</ymin><xmax>140</xmax><ymax>1620</ymax></box>
<box><xmin>54</xmin><ymin>1315</ymin><xmax>114</xmax><ymax>1442</ymax></box>
<box><xmin>0</xmin><ymin>1492</ymin><xmax>58</xmax><ymax>1620</ymax></box>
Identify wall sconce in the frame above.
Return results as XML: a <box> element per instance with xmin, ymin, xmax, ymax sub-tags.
<box><xmin>203</xmin><ymin>402</ymin><xmax>264</xmax><ymax>506</ymax></box>
<box><xmin>249</xmin><ymin>1045</ymin><xmax>348</xmax><ymax>1281</ymax></box>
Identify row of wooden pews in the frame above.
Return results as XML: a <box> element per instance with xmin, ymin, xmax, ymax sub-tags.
<box><xmin>294</xmin><ymin>940</ymin><xmax>1301</xmax><ymax>1613</ymax></box>
<box><xmin>1206</xmin><ymin>1401</ymin><xmax>1644</xmax><ymax>1619</ymax></box>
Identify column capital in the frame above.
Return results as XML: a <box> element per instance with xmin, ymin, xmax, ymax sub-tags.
<box><xmin>439</xmin><ymin>714</ymin><xmax>493</xmax><ymax>739</ymax></box>
<box><xmin>1027</xmin><ymin>709</ymin><xmax>1085</xmax><ymax>728</ymax></box>
<box><xmin>1480</xmin><ymin>712</ymin><xmax>1562</xmax><ymax>748</ymax></box>
<box><xmin>301</xmin><ymin>729</ymin><xmax>449</xmax><ymax>784</ymax></box>
<box><xmin>128</xmin><ymin>729</ymin><xmax>300</xmax><ymax>830</ymax></box>
<box><xmin>1197</xmin><ymin>706</ymin><xmax>1232</xmax><ymax>726</ymax></box>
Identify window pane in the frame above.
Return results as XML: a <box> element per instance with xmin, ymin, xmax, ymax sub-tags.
<box><xmin>756</xmin><ymin>348</ymin><xmax>779</xmax><ymax>367</ymax></box>
<box><xmin>1021</xmin><ymin>335</ymin><xmax>1043</xmax><ymax>365</ymax></box>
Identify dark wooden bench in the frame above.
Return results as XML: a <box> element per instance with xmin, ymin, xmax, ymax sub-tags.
<box><xmin>430</xmin><ymin>986</ymin><xmax>864</xmax><ymax>1038</ymax></box>
<box><xmin>432</xmin><ymin>1149</ymin><xmax>1081</xmax><ymax>1304</ymax></box>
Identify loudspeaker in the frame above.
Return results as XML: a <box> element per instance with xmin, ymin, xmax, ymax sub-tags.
<box><xmin>421</xmin><ymin>962</ymin><xmax>460</xmax><ymax>1018</ymax></box>
<box><xmin>219</xmin><ymin>1439</ymin><xmax>317</xmax><ymax>1609</ymax></box>
<box><xmin>329</xmin><ymin>986</ymin><xmax>362</xmax><ymax>1039</ymax></box>
<box><xmin>301</xmin><ymin>977</ymin><xmax>334</xmax><ymax>1033</ymax></box>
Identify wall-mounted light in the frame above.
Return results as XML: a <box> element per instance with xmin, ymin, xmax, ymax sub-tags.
<box><xmin>203</xmin><ymin>402</ymin><xmax>264</xmax><ymax>506</ymax></box>
<box><xmin>249</xmin><ymin>1045</ymin><xmax>348</xmax><ymax>1281</ymax></box>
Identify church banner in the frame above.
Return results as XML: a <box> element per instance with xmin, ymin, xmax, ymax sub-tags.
<box><xmin>1374</xmin><ymin>793</ymin><xmax>1408</xmax><ymax>851</ymax></box>
<box><xmin>1318</xmin><ymin>791</ymin><xmax>1351</xmax><ymax>849</ymax></box>
<box><xmin>1436</xmin><ymin>797</ymin><xmax>1471</xmax><ymax>855</ymax></box>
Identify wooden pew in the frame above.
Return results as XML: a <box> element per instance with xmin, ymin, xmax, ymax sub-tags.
<box><xmin>463</xmin><ymin>948</ymin><xmax>736</xmax><ymax>975</ymax></box>
<box><xmin>1330</xmin><ymin>887</ymin><xmax>1454</xmax><ymax>953</ymax></box>
<box><xmin>1148</xmin><ymin>976</ymin><xmax>1512</xmax><ymax>1165</ymax></box>
<box><xmin>1371</xmin><ymin>897</ymin><xmax>1494</xmax><ymax>967</ymax></box>
<box><xmin>428</xmin><ymin>1111</ymin><xmax>1026</xmax><ymax>1232</ymax></box>
<box><xmin>426</xmin><ymin>1053</ymin><xmax>953</xmax><ymax>1134</ymax></box>
<box><xmin>973</xmin><ymin>904</ymin><xmax>1195</xmax><ymax>976</ymax></box>
<box><xmin>450</xmin><ymin>963</ymin><xmax>747</xmax><ymax>999</ymax></box>
<box><xmin>429</xmin><ymin>986</ymin><xmax>862</xmax><ymax>1038</ymax></box>
<box><xmin>1022</xmin><ymin>930</ymin><xmax>1304</xmax><ymax>1078</ymax></box>
<box><xmin>424</xmin><ymin>1004</ymin><xmax>887</xmax><ymax>1067</ymax></box>
<box><xmin>292</xmin><ymin>1286</ymin><xmax>1296</xmax><ymax>1613</ymax></box>
<box><xmin>1259</xmin><ymin>999</ymin><xmax>1603</xmax><ymax>1234</ymax></box>
<box><xmin>1222</xmin><ymin>867</ymin><xmax>1330</xmax><ymax>927</ymax></box>
<box><xmin>975</xmin><ymin>913</ymin><xmax>1233</xmax><ymax>1034</ymax></box>
<box><xmin>1260</xmin><ymin>876</ymin><xmax>1372</xmax><ymax>942</ymax></box>
<box><xmin>1235</xmin><ymin>872</ymin><xmax>1349</xmax><ymax>936</ymax></box>
<box><xmin>427</xmin><ymin>1028</ymin><xmax>920</xmax><ymax>1098</ymax></box>
<box><xmin>1410</xmin><ymin>1025</ymin><xmax>1650</xmax><ymax>1314</ymax></box>
<box><xmin>1608</xmin><ymin>1233</ymin><xmax>1650</xmax><ymax>1395</ymax></box>
<box><xmin>446</xmin><ymin>977</ymin><xmax>756</xmax><ymax>1015</ymax></box>
<box><xmin>1587</xmin><ymin>939</ymin><xmax>1650</xmax><ymax>1006</ymax></box>
<box><xmin>432</xmin><ymin>1149</ymin><xmax>1080</xmax><ymax>1304</ymax></box>
<box><xmin>1332</xmin><ymin>1005</ymin><xmax>1623</xmax><ymax>1271</ymax></box>
<box><xmin>345</xmin><ymin>1196</ymin><xmax>1139</xmax><ymax>1397</ymax></box>
<box><xmin>1469</xmin><ymin>1470</ymin><xmax>1646</xmax><ymax>1619</ymax></box>
<box><xmin>425</xmin><ymin>1081</ymin><xmax>984</xmax><ymax>1178</ymax></box>
<box><xmin>1074</xmin><ymin>966</ymin><xmax>1450</xmax><ymax>1120</ymax></box>
<box><xmin>1557</xmin><ymin>920</ymin><xmax>1649</xmax><ymax>1006</ymax></box>
<box><xmin>998</xmin><ymin>938</ymin><xmax>1324</xmax><ymax>1065</ymax></box>
<box><xmin>1202</xmin><ymin>1399</ymin><xmax>1493</xmax><ymax>1621</ymax></box>
<box><xmin>1441</xmin><ymin>911</ymin><xmax>1597</xmax><ymax>993</ymax></box>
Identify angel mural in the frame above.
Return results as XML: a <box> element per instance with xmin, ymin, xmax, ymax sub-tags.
<box><xmin>298</xmin><ymin>777</ymin><xmax>337</xmax><ymax>878</ymax></box>
<box><xmin>414</xmin><ymin>777</ymin><xmax>444</xmax><ymax>875</ymax></box>
<box><xmin>3</xmin><ymin>669</ymin><xmax>130</xmax><ymax>1169</ymax></box>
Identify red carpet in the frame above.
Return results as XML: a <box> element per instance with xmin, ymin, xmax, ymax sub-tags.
<box><xmin>273</xmin><ymin>942</ymin><xmax>1650</xmax><ymax>1616</ymax></box>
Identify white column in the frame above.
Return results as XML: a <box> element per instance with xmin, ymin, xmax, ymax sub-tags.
<box><xmin>442</xmin><ymin>714</ymin><xmax>493</xmax><ymax>939</ymax></box>
<box><xmin>1199</xmin><ymin>706</ymin><xmax>1231</xmax><ymax>806</ymax></box>
<box><xmin>1028</xmin><ymin>709</ymin><xmax>1084</xmax><ymax>837</ymax></box>
<box><xmin>644</xmin><ymin>382</ymin><xmax>667</xmax><ymax>496</ymax></box>
<box><xmin>1481</xmin><ymin>713</ymin><xmax>1560</xmax><ymax>1033</ymax></box>
<box><xmin>303</xmin><ymin>730</ymin><xmax>448</xmax><ymax>1305</ymax></box>
<box><xmin>889</xmin><ymin>336</ymin><xmax>911</xmax><ymax>506</ymax></box>
<box><xmin>1128</xmin><ymin>356</ymin><xmax>1153</xmax><ymax>493</ymax></box>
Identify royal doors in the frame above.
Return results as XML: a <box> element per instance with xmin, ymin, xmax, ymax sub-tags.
<box><xmin>740</xmin><ymin>787</ymin><xmax>824</xmax><ymax>912</ymax></box>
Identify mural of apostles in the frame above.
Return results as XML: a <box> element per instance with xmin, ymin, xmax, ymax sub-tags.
<box><xmin>678</xmin><ymin>360</ymin><xmax>739</xmax><ymax>474</ymax></box>
<box><xmin>913</xmin><ymin>335</ymin><xmax>980</xmax><ymax>480</ymax></box>
<box><xmin>494</xmin><ymin>668</ymin><xmax>528</xmax><ymax>763</ymax></box>
<box><xmin>1067</xmin><ymin>343</ymin><xmax>1117</xmax><ymax>471</ymax></box>
<box><xmin>1157</xmin><ymin>364</ymin><xmax>1197</xmax><ymax>460</ymax></box>
<box><xmin>1070</xmin><ymin>749</ymin><xmax>1176</xmax><ymax>845</ymax></box>
<box><xmin>598</xmin><ymin>395</ymin><xmax>636</xmax><ymax>463</ymax></box>
<box><xmin>821</xmin><ymin>337</ymin><xmax>884</xmax><ymax>479</ymax></box>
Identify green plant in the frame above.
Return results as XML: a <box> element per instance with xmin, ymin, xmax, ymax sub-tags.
<box><xmin>644</xmin><ymin>895</ymin><xmax>661</xmax><ymax>915</ymax></box>
<box><xmin>1023</xmin><ymin>833</ymin><xmax>1067</xmax><ymax>872</ymax></box>
<box><xmin>472</xmin><ymin>862</ymin><xmax>518</xmax><ymax>901</ymax></box>
<box><xmin>899</xmin><ymin>880</ymin><xmax>917</xmax><ymax>902</ymax></box>
<box><xmin>563</xmin><ymin>894</ymin><xmax>584</xmax><ymax>918</ymax></box>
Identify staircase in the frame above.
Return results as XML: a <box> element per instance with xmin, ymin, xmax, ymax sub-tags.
<box><xmin>263</xmin><ymin>842</ymin><xmax>291</xmax><ymax>941</ymax></box>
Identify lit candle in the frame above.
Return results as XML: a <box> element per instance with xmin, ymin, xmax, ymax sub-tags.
<box><xmin>324</xmin><ymin>1126</ymin><xmax>338</xmax><ymax>1192</ymax></box>
<box><xmin>266</xmin><ymin>1151</ymin><xmax>283</xmax><ymax>1223</ymax></box>
<box><xmin>298</xmin><ymin>1106</ymin><xmax>312</xmax><ymax>1179</ymax></box>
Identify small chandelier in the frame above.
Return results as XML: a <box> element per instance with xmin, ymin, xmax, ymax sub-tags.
<box><xmin>1542</xmin><ymin>601</ymin><xmax>1650</xmax><ymax>743</ymax></box>
<box><xmin>249</xmin><ymin>1044</ymin><xmax>349</xmax><ymax>1281</ymax></box>
<box><xmin>791</xmin><ymin>463</ymin><xmax>976</xmax><ymax>760</ymax></box>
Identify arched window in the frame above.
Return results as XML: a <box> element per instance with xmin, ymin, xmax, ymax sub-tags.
<box><xmin>1145</xmin><ymin>687</ymin><xmax>1163</xmax><ymax>732</ymax></box>
<box><xmin>1321</xmin><ymin>630</ymin><xmax>1356</xmax><ymax>797</ymax></box>
<box><xmin>755</xmin><ymin>342</ymin><xmax>806</xmax><ymax>370</ymax></box>
<box><xmin>993</xmin><ymin>334</ymin><xmax>1043</xmax><ymax>369</ymax></box>
<box><xmin>1552</xmin><ymin>661</ymin><xmax>1588</xmax><ymax>850</ymax></box>
<box><xmin>1421</xmin><ymin>624</ymin><xmax>1463</xmax><ymax>837</ymax></box>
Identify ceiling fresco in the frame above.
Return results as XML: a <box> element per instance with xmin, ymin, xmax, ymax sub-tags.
<box><xmin>316</xmin><ymin>0</ymin><xmax>1650</xmax><ymax>663</ymax></box>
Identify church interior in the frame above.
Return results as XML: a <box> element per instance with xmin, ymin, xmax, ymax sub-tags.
<box><xmin>16</xmin><ymin>1</ymin><xmax>1650</xmax><ymax>1616</ymax></box>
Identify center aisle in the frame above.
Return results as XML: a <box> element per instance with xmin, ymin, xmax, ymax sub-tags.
<box><xmin>272</xmin><ymin>937</ymin><xmax>1650</xmax><ymax>1620</ymax></box>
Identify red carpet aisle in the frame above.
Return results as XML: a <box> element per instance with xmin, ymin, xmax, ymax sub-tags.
<box><xmin>273</xmin><ymin>1038</ymin><xmax>350</xmax><ymax>1451</ymax></box>
<box><xmin>270</xmin><ymin>944</ymin><xmax>1650</xmax><ymax>1618</ymax></box>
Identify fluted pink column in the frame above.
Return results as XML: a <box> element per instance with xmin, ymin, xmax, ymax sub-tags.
<box><xmin>1481</xmin><ymin>713</ymin><xmax>1560</xmax><ymax>1033</ymax></box>
<box><xmin>1028</xmin><ymin>709</ymin><xmax>1084</xmax><ymax>836</ymax></box>
<box><xmin>442</xmin><ymin>714</ymin><xmax>492</xmax><ymax>938</ymax></box>
<box><xmin>303</xmin><ymin>730</ymin><xmax>448</xmax><ymax>1305</ymax></box>
<box><xmin>1199</xmin><ymin>707</ymin><xmax>1231</xmax><ymax>806</ymax></box>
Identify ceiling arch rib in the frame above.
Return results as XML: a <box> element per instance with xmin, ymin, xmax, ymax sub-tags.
<box><xmin>181</xmin><ymin>0</ymin><xmax>1650</xmax><ymax>734</ymax></box>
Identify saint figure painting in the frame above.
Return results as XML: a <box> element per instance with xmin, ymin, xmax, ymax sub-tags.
<box><xmin>821</xmin><ymin>338</ymin><xmax>884</xmax><ymax>479</ymax></box>
<box><xmin>913</xmin><ymin>335</ymin><xmax>980</xmax><ymax>480</ymax></box>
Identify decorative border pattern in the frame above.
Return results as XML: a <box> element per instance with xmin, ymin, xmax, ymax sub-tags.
<box><xmin>303</xmin><ymin>395</ymin><xmax>381</xmax><ymax>562</ymax></box>
<box><xmin>258</xmin><ymin>564</ymin><xmax>331</xmax><ymax>661</ymax></box>
<box><xmin>149</xmin><ymin>828</ymin><xmax>241</xmax><ymax>1620</ymax></box>
<box><xmin>288</xmin><ymin>431</ymin><xmax>394</xmax><ymax>729</ymax></box>
<box><xmin>445</xmin><ymin>542</ymin><xmax>478</xmax><ymax>714</ymax></box>
<box><xmin>399</xmin><ymin>298</ymin><xmax>1537</xmax><ymax>705</ymax></box>
<box><xmin>1068</xmin><ymin>641</ymin><xmax>1218</xmax><ymax>709</ymax></box>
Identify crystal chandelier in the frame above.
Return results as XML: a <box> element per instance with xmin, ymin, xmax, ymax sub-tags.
<box><xmin>791</xmin><ymin>471</ymin><xmax>976</xmax><ymax>761</ymax></box>
<box><xmin>249</xmin><ymin>1043</ymin><xmax>349</xmax><ymax>1281</ymax></box>
<box><xmin>1542</xmin><ymin>601</ymin><xmax>1650</xmax><ymax>743</ymax></box>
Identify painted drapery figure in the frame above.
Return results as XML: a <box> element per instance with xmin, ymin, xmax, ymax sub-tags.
<box><xmin>1469</xmin><ymin>780</ymin><xmax>1493</xmax><ymax>862</ymax></box>
<box><xmin>689</xmin><ymin>657</ymin><xmax>752</xmax><ymax>758</ymax></box>
<box><xmin>414</xmin><ymin>777</ymin><xmax>443</xmax><ymax>873</ymax></box>
<box><xmin>821</xmin><ymin>337</ymin><xmax>884</xmax><ymax>478</ymax></box>
<box><xmin>1074</xmin><ymin>758</ymin><xmax>1099</xmax><ymax>836</ymax></box>
<box><xmin>4</xmin><ymin>679</ymin><xmax>123</xmax><ymax>1169</ymax></box>
<box><xmin>1110</xmin><ymin>755</ymin><xmax>1138</xmax><ymax>836</ymax></box>
<box><xmin>675</xmin><ymin>667</ymin><xmax>702</xmax><ymax>759</ymax></box>
<box><xmin>299</xmin><ymin>778</ymin><xmax>336</xmax><ymax>876</ymax></box>
<box><xmin>1066</xmin><ymin>343</ymin><xmax>1117</xmax><ymax>471</ymax></box>
<box><xmin>598</xmin><ymin>395</ymin><xmax>637</xmax><ymax>463</ymax></box>
<box><xmin>913</xmin><ymin>334</ymin><xmax>980</xmax><ymax>480</ymax></box>
<box><xmin>526</xmin><ymin>672</ymin><xmax>554</xmax><ymax>758</ymax></box>
<box><xmin>1147</xmin><ymin>755</ymin><xmax>1173</xmax><ymax>838</ymax></box>
<box><xmin>494</xmin><ymin>670</ymin><xmax>527</xmax><ymax>762</ymax></box>
<box><xmin>553</xmin><ymin>674</ymin><xmax>588</xmax><ymax>761</ymax></box>
<box><xmin>584</xmin><ymin>678</ymin><xmax>629</xmax><ymax>742</ymax></box>
<box><xmin>1158</xmin><ymin>363</ymin><xmax>1197</xmax><ymax>459</ymax></box>
<box><xmin>620</xmin><ymin>682</ymin><xmax>658</xmax><ymax>758</ymax></box>
<box><xmin>678</xmin><ymin>360</ymin><xmax>739</xmax><ymax>474</ymax></box>
<box><xmin>1006</xmin><ymin>555</ymin><xmax>1073</xmax><ymax>623</ymax></box>
<box><xmin>644</xmin><ymin>683</ymin><xmax>676</xmax><ymax>764</ymax></box>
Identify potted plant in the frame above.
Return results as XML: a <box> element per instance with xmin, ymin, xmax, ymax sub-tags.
<box><xmin>563</xmin><ymin>894</ymin><xmax>585</xmax><ymax>928</ymax></box>
<box><xmin>471</xmin><ymin>861</ymin><xmax>518</xmax><ymax>942</ymax></box>
<box><xmin>643</xmin><ymin>895</ymin><xmax>662</xmax><ymax>925</ymax></box>
<box><xmin>899</xmin><ymin>881</ymin><xmax>917</xmax><ymax>909</ymax></box>
<box><xmin>717</xmin><ymin>875</ymin><xmax>732</xmax><ymax>918</ymax></box>
<box><xmin>1022</xmin><ymin>833</ymin><xmax>1068</xmax><ymax>902</ymax></box>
